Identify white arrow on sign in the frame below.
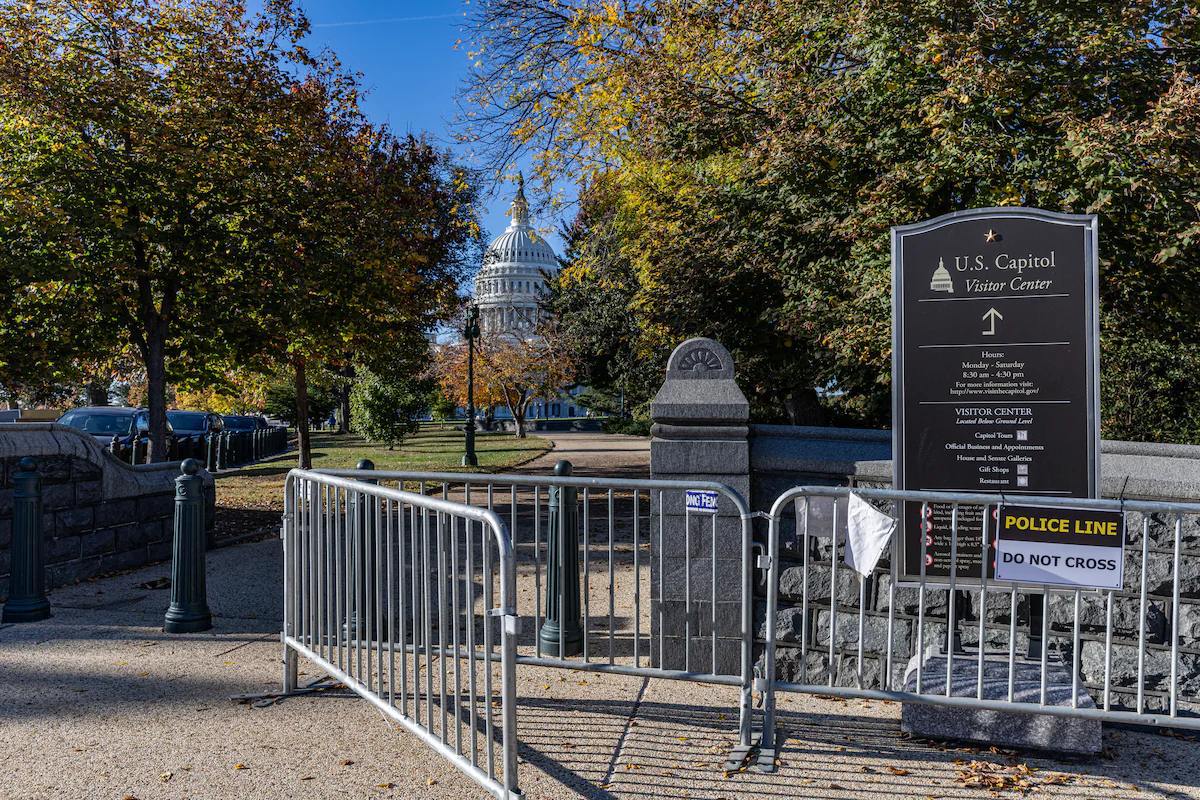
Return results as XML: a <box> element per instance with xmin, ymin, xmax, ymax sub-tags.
<box><xmin>982</xmin><ymin>307</ymin><xmax>1003</xmax><ymax>336</ymax></box>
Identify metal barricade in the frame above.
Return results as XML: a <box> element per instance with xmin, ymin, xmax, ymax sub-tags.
<box><xmin>281</xmin><ymin>470</ymin><xmax>521</xmax><ymax>799</ymax></box>
<box><xmin>319</xmin><ymin>468</ymin><xmax>760</xmax><ymax>755</ymax></box>
<box><xmin>761</xmin><ymin>485</ymin><xmax>1200</xmax><ymax>750</ymax></box>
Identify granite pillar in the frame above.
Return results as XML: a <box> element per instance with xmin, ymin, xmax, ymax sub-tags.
<box><xmin>650</xmin><ymin>338</ymin><xmax>749</xmax><ymax>675</ymax></box>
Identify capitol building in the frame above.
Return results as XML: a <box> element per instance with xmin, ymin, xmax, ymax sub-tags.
<box><xmin>474</xmin><ymin>177</ymin><xmax>556</xmax><ymax>335</ymax></box>
<box><xmin>469</xmin><ymin>177</ymin><xmax>589</xmax><ymax>421</ymax></box>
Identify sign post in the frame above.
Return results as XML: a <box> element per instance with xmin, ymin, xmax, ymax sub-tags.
<box><xmin>892</xmin><ymin>208</ymin><xmax>1100</xmax><ymax>586</ymax></box>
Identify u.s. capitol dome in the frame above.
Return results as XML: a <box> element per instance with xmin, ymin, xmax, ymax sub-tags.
<box><xmin>474</xmin><ymin>176</ymin><xmax>557</xmax><ymax>335</ymax></box>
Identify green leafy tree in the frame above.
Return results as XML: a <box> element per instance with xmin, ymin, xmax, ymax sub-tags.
<box><xmin>241</xmin><ymin>117</ymin><xmax>480</xmax><ymax>466</ymax></box>
<box><xmin>264</xmin><ymin>371</ymin><xmax>337</xmax><ymax>428</ymax></box>
<box><xmin>0</xmin><ymin>0</ymin><xmax>318</xmax><ymax>458</ymax></box>
<box><xmin>428</xmin><ymin>391</ymin><xmax>458</xmax><ymax>421</ymax></box>
<box><xmin>350</xmin><ymin>367</ymin><xmax>432</xmax><ymax>448</ymax></box>
<box><xmin>545</xmin><ymin>177</ymin><xmax>664</xmax><ymax>420</ymax></box>
<box><xmin>464</xmin><ymin>0</ymin><xmax>1200</xmax><ymax>440</ymax></box>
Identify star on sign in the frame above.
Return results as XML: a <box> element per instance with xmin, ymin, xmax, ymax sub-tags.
<box><xmin>985</xmin><ymin>229</ymin><xmax>998</xmax><ymax>242</ymax></box>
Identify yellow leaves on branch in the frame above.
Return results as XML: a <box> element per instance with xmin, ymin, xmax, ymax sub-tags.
<box><xmin>431</xmin><ymin>329</ymin><xmax>576</xmax><ymax>413</ymax></box>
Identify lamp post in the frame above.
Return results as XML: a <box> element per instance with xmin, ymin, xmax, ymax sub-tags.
<box><xmin>462</xmin><ymin>304</ymin><xmax>480</xmax><ymax>467</ymax></box>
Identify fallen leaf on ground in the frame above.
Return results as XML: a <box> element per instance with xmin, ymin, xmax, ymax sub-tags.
<box><xmin>136</xmin><ymin>577</ymin><xmax>170</xmax><ymax>590</ymax></box>
<box><xmin>955</xmin><ymin>760</ymin><xmax>1072</xmax><ymax>793</ymax></box>
<box><xmin>233</xmin><ymin>763</ymin><xmax>247</xmax><ymax>770</ymax></box>
<box><xmin>159</xmin><ymin>772</ymin><xmax>172</xmax><ymax>782</ymax></box>
<box><xmin>340</xmin><ymin>758</ymin><xmax>354</xmax><ymax>766</ymax></box>
<box><xmin>886</xmin><ymin>766</ymin><xmax>911</xmax><ymax>776</ymax></box>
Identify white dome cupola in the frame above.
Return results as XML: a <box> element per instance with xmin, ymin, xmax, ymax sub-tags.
<box><xmin>474</xmin><ymin>174</ymin><xmax>557</xmax><ymax>334</ymax></box>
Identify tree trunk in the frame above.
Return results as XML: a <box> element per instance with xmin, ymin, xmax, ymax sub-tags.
<box><xmin>294</xmin><ymin>357</ymin><xmax>312</xmax><ymax>469</ymax></box>
<box><xmin>510</xmin><ymin>392</ymin><xmax>529</xmax><ymax>439</ymax></box>
<box><xmin>337</xmin><ymin>363</ymin><xmax>354</xmax><ymax>434</ymax></box>
<box><xmin>145</xmin><ymin>323</ymin><xmax>169</xmax><ymax>463</ymax></box>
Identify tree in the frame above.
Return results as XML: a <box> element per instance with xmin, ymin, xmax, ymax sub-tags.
<box><xmin>241</xmin><ymin>116</ymin><xmax>480</xmax><ymax>467</ymax></box>
<box><xmin>175</xmin><ymin>366</ymin><xmax>271</xmax><ymax>415</ymax></box>
<box><xmin>264</xmin><ymin>372</ymin><xmax>337</xmax><ymax>429</ymax></box>
<box><xmin>463</xmin><ymin>0</ymin><xmax>1200</xmax><ymax>440</ymax></box>
<box><xmin>433</xmin><ymin>336</ymin><xmax>508</xmax><ymax>417</ymax></box>
<box><xmin>350</xmin><ymin>366</ymin><xmax>432</xmax><ymax>448</ymax></box>
<box><xmin>429</xmin><ymin>390</ymin><xmax>458</xmax><ymax>421</ymax></box>
<box><xmin>436</xmin><ymin>327</ymin><xmax>576</xmax><ymax>438</ymax></box>
<box><xmin>0</xmin><ymin>0</ymin><xmax>317</xmax><ymax>459</ymax></box>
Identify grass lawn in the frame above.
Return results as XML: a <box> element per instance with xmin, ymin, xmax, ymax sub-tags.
<box><xmin>214</xmin><ymin>428</ymin><xmax>551</xmax><ymax>515</ymax></box>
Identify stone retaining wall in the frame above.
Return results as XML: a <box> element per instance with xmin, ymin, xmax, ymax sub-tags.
<box><xmin>0</xmin><ymin>424</ymin><xmax>215</xmax><ymax>599</ymax></box>
<box><xmin>647</xmin><ymin>338</ymin><xmax>1200</xmax><ymax>718</ymax></box>
<box><xmin>751</xmin><ymin>425</ymin><xmax>1200</xmax><ymax>716</ymax></box>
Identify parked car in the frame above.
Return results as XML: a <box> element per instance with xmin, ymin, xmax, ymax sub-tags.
<box><xmin>166</xmin><ymin>410</ymin><xmax>224</xmax><ymax>457</ymax></box>
<box><xmin>166</xmin><ymin>410</ymin><xmax>224</xmax><ymax>439</ymax></box>
<box><xmin>221</xmin><ymin>414</ymin><xmax>269</xmax><ymax>432</ymax></box>
<box><xmin>56</xmin><ymin>406</ymin><xmax>173</xmax><ymax>450</ymax></box>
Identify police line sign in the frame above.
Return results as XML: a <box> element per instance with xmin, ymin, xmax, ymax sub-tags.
<box><xmin>994</xmin><ymin>504</ymin><xmax>1125</xmax><ymax>590</ymax></box>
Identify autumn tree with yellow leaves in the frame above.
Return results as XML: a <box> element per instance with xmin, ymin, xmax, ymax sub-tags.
<box><xmin>434</xmin><ymin>327</ymin><xmax>576</xmax><ymax>438</ymax></box>
<box><xmin>462</xmin><ymin>0</ymin><xmax>1200</xmax><ymax>440</ymax></box>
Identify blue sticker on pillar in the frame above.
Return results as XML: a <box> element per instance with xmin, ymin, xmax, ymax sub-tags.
<box><xmin>685</xmin><ymin>490</ymin><xmax>719</xmax><ymax>514</ymax></box>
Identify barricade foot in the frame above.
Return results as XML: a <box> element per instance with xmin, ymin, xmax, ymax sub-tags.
<box><xmin>722</xmin><ymin>728</ymin><xmax>779</xmax><ymax>775</ymax></box>
<box><xmin>231</xmin><ymin>675</ymin><xmax>349</xmax><ymax>708</ymax></box>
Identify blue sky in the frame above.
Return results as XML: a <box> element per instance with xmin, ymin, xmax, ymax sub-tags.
<box><xmin>293</xmin><ymin>1</ymin><xmax>566</xmax><ymax>253</ymax></box>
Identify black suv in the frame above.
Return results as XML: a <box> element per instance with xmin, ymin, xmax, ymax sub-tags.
<box><xmin>221</xmin><ymin>414</ymin><xmax>270</xmax><ymax>432</ymax></box>
<box><xmin>167</xmin><ymin>410</ymin><xmax>225</xmax><ymax>439</ymax></box>
<box><xmin>57</xmin><ymin>407</ymin><xmax>173</xmax><ymax>450</ymax></box>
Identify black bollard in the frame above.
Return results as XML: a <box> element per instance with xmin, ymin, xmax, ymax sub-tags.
<box><xmin>539</xmin><ymin>460</ymin><xmax>584</xmax><ymax>657</ymax></box>
<box><xmin>2</xmin><ymin>457</ymin><xmax>51</xmax><ymax>623</ymax></box>
<box><xmin>109</xmin><ymin>435</ymin><xmax>121</xmax><ymax>459</ymax></box>
<box><xmin>164</xmin><ymin>459</ymin><xmax>212</xmax><ymax>633</ymax></box>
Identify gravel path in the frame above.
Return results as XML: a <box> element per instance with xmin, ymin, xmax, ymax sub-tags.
<box><xmin>513</xmin><ymin>431</ymin><xmax>651</xmax><ymax>478</ymax></box>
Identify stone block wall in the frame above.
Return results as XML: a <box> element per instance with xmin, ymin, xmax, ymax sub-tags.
<box><xmin>648</xmin><ymin>339</ymin><xmax>1200</xmax><ymax>717</ymax></box>
<box><xmin>0</xmin><ymin>424</ymin><xmax>215</xmax><ymax>599</ymax></box>
<box><xmin>753</xmin><ymin>425</ymin><xmax>1200</xmax><ymax>717</ymax></box>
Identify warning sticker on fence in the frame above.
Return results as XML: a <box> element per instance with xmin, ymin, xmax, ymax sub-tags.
<box><xmin>994</xmin><ymin>504</ymin><xmax>1125</xmax><ymax>590</ymax></box>
<box><xmin>685</xmin><ymin>490</ymin><xmax>719</xmax><ymax>514</ymax></box>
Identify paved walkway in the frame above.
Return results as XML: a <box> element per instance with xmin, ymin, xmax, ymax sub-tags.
<box><xmin>3</xmin><ymin>433</ymin><xmax>1200</xmax><ymax>799</ymax></box>
<box><xmin>514</xmin><ymin>431</ymin><xmax>651</xmax><ymax>478</ymax></box>
<box><xmin>7</xmin><ymin>539</ymin><xmax>1200</xmax><ymax>800</ymax></box>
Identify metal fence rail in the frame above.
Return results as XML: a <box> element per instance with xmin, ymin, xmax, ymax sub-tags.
<box><xmin>761</xmin><ymin>485</ymin><xmax>1200</xmax><ymax>750</ymax></box>
<box><xmin>318</xmin><ymin>468</ymin><xmax>759</xmax><ymax>752</ymax></box>
<box><xmin>278</xmin><ymin>470</ymin><xmax>1200</xmax><ymax>787</ymax></box>
<box><xmin>282</xmin><ymin>469</ymin><xmax>521</xmax><ymax>799</ymax></box>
